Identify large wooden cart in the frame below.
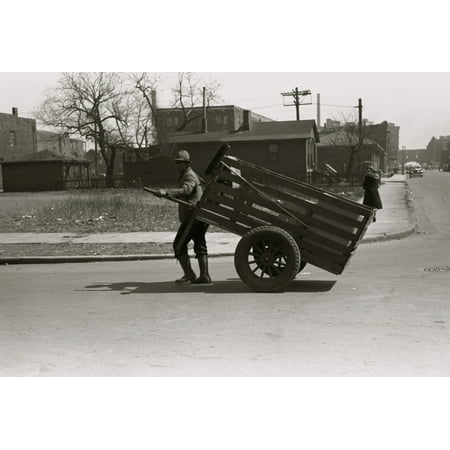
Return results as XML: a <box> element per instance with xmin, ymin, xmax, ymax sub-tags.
<box><xmin>145</xmin><ymin>143</ymin><xmax>374</xmax><ymax>292</ymax></box>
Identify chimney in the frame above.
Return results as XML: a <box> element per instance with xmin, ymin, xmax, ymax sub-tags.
<box><xmin>151</xmin><ymin>89</ymin><xmax>157</xmax><ymax>109</ymax></box>
<box><xmin>242</xmin><ymin>110</ymin><xmax>252</xmax><ymax>131</ymax></box>
<box><xmin>12</xmin><ymin>107</ymin><xmax>18</xmax><ymax>117</ymax></box>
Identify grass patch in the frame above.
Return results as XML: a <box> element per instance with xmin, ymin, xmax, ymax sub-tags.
<box><xmin>0</xmin><ymin>189</ymin><xmax>179</xmax><ymax>233</ymax></box>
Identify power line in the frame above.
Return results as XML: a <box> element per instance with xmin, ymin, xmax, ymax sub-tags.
<box><xmin>249</xmin><ymin>102</ymin><xmax>359</xmax><ymax>111</ymax></box>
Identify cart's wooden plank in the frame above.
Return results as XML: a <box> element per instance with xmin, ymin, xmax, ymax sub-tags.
<box><xmin>211</xmin><ymin>168</ymin><xmax>369</xmax><ymax>229</ymax></box>
<box><xmin>249</xmin><ymin>182</ymin><xmax>368</xmax><ymax>229</ymax></box>
<box><xmin>224</xmin><ymin>156</ymin><xmax>372</xmax><ymax>218</ymax></box>
<box><xmin>300</xmin><ymin>249</ymin><xmax>345</xmax><ymax>274</ymax></box>
<box><xmin>195</xmin><ymin>209</ymin><xmax>251</xmax><ymax>236</ymax></box>
<box><xmin>224</xmin><ymin>188</ymin><xmax>363</xmax><ymax>242</ymax></box>
<box><xmin>199</xmin><ymin>200</ymin><xmax>270</xmax><ymax>229</ymax></box>
<box><xmin>252</xmin><ymin>178</ymin><xmax>370</xmax><ymax>220</ymax></box>
<box><xmin>299</xmin><ymin>238</ymin><xmax>350</xmax><ymax>265</ymax></box>
<box><xmin>205</xmin><ymin>187</ymin><xmax>359</xmax><ymax>249</ymax></box>
<box><xmin>203</xmin><ymin>192</ymin><xmax>356</xmax><ymax>256</ymax></box>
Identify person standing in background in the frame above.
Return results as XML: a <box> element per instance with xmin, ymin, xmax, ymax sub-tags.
<box><xmin>362</xmin><ymin>164</ymin><xmax>383</xmax><ymax>222</ymax></box>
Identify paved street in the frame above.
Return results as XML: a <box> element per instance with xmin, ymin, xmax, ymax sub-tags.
<box><xmin>0</xmin><ymin>171</ymin><xmax>449</xmax><ymax>376</ymax></box>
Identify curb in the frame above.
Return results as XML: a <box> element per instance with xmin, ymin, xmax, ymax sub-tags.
<box><xmin>0</xmin><ymin>252</ymin><xmax>237</xmax><ymax>265</ymax></box>
<box><xmin>359</xmin><ymin>225</ymin><xmax>416</xmax><ymax>244</ymax></box>
<box><xmin>0</xmin><ymin>228</ymin><xmax>416</xmax><ymax>265</ymax></box>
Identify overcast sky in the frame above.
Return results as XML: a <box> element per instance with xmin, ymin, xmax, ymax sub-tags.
<box><xmin>1</xmin><ymin>72</ymin><xmax>449</xmax><ymax>149</ymax></box>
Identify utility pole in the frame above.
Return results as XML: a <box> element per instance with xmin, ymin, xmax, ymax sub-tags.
<box><xmin>317</xmin><ymin>93</ymin><xmax>321</xmax><ymax>129</ymax></box>
<box><xmin>357</xmin><ymin>98</ymin><xmax>363</xmax><ymax>146</ymax></box>
<box><xmin>281</xmin><ymin>87</ymin><xmax>312</xmax><ymax>120</ymax></box>
<box><xmin>94</xmin><ymin>122</ymin><xmax>98</xmax><ymax>178</ymax></box>
<box><xmin>201</xmin><ymin>86</ymin><xmax>207</xmax><ymax>133</ymax></box>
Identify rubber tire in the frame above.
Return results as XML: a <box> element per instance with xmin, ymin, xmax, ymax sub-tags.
<box><xmin>234</xmin><ymin>226</ymin><xmax>301</xmax><ymax>292</ymax></box>
<box><xmin>298</xmin><ymin>259</ymin><xmax>307</xmax><ymax>273</ymax></box>
<box><xmin>204</xmin><ymin>143</ymin><xmax>230</xmax><ymax>176</ymax></box>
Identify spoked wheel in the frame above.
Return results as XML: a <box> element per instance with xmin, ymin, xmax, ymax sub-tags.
<box><xmin>234</xmin><ymin>226</ymin><xmax>301</xmax><ymax>292</ymax></box>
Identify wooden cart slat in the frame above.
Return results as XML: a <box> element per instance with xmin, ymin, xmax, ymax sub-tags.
<box><xmin>225</xmin><ymin>156</ymin><xmax>372</xmax><ymax>218</ymax></box>
<box><xmin>215</xmin><ymin>168</ymin><xmax>368</xmax><ymax>229</ymax></box>
<box><xmin>203</xmin><ymin>192</ymin><xmax>355</xmax><ymax>256</ymax></box>
<box><xmin>207</xmin><ymin>183</ymin><xmax>361</xmax><ymax>242</ymax></box>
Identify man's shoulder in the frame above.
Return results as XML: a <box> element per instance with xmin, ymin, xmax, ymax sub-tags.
<box><xmin>184</xmin><ymin>167</ymin><xmax>200</xmax><ymax>181</ymax></box>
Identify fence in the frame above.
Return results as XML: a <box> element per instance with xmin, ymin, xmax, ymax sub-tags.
<box><xmin>307</xmin><ymin>172</ymin><xmax>364</xmax><ymax>186</ymax></box>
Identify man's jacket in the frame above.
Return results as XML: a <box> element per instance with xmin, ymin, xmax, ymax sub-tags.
<box><xmin>165</xmin><ymin>166</ymin><xmax>203</xmax><ymax>223</ymax></box>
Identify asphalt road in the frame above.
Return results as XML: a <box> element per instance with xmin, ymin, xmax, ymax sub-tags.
<box><xmin>1</xmin><ymin>171</ymin><xmax>449</xmax><ymax>376</ymax></box>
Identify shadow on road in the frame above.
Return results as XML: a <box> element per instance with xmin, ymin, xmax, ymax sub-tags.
<box><xmin>83</xmin><ymin>279</ymin><xmax>337</xmax><ymax>295</ymax></box>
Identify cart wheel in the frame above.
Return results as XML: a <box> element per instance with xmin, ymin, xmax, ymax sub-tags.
<box><xmin>205</xmin><ymin>143</ymin><xmax>230</xmax><ymax>176</ymax></box>
<box><xmin>234</xmin><ymin>226</ymin><xmax>301</xmax><ymax>292</ymax></box>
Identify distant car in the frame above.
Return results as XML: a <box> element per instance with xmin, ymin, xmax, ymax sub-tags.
<box><xmin>406</xmin><ymin>165</ymin><xmax>424</xmax><ymax>177</ymax></box>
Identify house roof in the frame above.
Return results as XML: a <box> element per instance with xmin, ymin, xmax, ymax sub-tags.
<box><xmin>228</xmin><ymin>120</ymin><xmax>319</xmax><ymax>142</ymax></box>
<box><xmin>2</xmin><ymin>150</ymin><xmax>89</xmax><ymax>165</ymax></box>
<box><xmin>169</xmin><ymin>131</ymin><xmax>230</xmax><ymax>144</ymax></box>
<box><xmin>168</xmin><ymin>120</ymin><xmax>319</xmax><ymax>144</ymax></box>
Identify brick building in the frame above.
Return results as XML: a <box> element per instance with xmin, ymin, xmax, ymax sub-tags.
<box><xmin>155</xmin><ymin>105</ymin><xmax>274</xmax><ymax>144</ymax></box>
<box><xmin>426</xmin><ymin>136</ymin><xmax>450</xmax><ymax>168</ymax></box>
<box><xmin>398</xmin><ymin>148</ymin><xmax>429</xmax><ymax>167</ymax></box>
<box><xmin>364</xmin><ymin>121</ymin><xmax>399</xmax><ymax>170</ymax></box>
<box><xmin>37</xmin><ymin>130</ymin><xmax>85</xmax><ymax>159</ymax></box>
<box><xmin>0</xmin><ymin>107</ymin><xmax>38</xmax><ymax>189</ymax></box>
<box><xmin>0</xmin><ymin>108</ymin><xmax>37</xmax><ymax>162</ymax></box>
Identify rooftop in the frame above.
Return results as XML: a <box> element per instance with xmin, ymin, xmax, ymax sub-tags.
<box><xmin>169</xmin><ymin>120</ymin><xmax>319</xmax><ymax>144</ymax></box>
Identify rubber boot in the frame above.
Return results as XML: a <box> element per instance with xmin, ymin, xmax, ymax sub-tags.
<box><xmin>175</xmin><ymin>254</ymin><xmax>196</xmax><ymax>284</ymax></box>
<box><xmin>192</xmin><ymin>255</ymin><xmax>212</xmax><ymax>284</ymax></box>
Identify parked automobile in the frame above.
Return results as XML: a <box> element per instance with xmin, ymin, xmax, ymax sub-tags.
<box><xmin>405</xmin><ymin>162</ymin><xmax>424</xmax><ymax>177</ymax></box>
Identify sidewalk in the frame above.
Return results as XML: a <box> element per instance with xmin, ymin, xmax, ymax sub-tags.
<box><xmin>0</xmin><ymin>174</ymin><xmax>415</xmax><ymax>263</ymax></box>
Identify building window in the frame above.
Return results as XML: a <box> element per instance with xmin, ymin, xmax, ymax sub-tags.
<box><xmin>268</xmin><ymin>143</ymin><xmax>279</xmax><ymax>161</ymax></box>
<box><xmin>9</xmin><ymin>130</ymin><xmax>16</xmax><ymax>147</ymax></box>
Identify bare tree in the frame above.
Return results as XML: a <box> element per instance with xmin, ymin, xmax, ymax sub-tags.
<box><xmin>172</xmin><ymin>72</ymin><xmax>222</xmax><ymax>131</ymax></box>
<box><xmin>37</xmin><ymin>72</ymin><xmax>129</xmax><ymax>187</ymax></box>
<box><xmin>132</xmin><ymin>72</ymin><xmax>163</xmax><ymax>150</ymax></box>
<box><xmin>323</xmin><ymin>114</ymin><xmax>374</xmax><ymax>176</ymax></box>
<box><xmin>112</xmin><ymin>75</ymin><xmax>156</xmax><ymax>161</ymax></box>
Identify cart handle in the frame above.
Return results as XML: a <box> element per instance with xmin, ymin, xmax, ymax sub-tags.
<box><xmin>143</xmin><ymin>186</ymin><xmax>193</xmax><ymax>208</ymax></box>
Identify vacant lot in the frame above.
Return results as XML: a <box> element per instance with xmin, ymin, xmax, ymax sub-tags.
<box><xmin>0</xmin><ymin>189</ymin><xmax>179</xmax><ymax>233</ymax></box>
